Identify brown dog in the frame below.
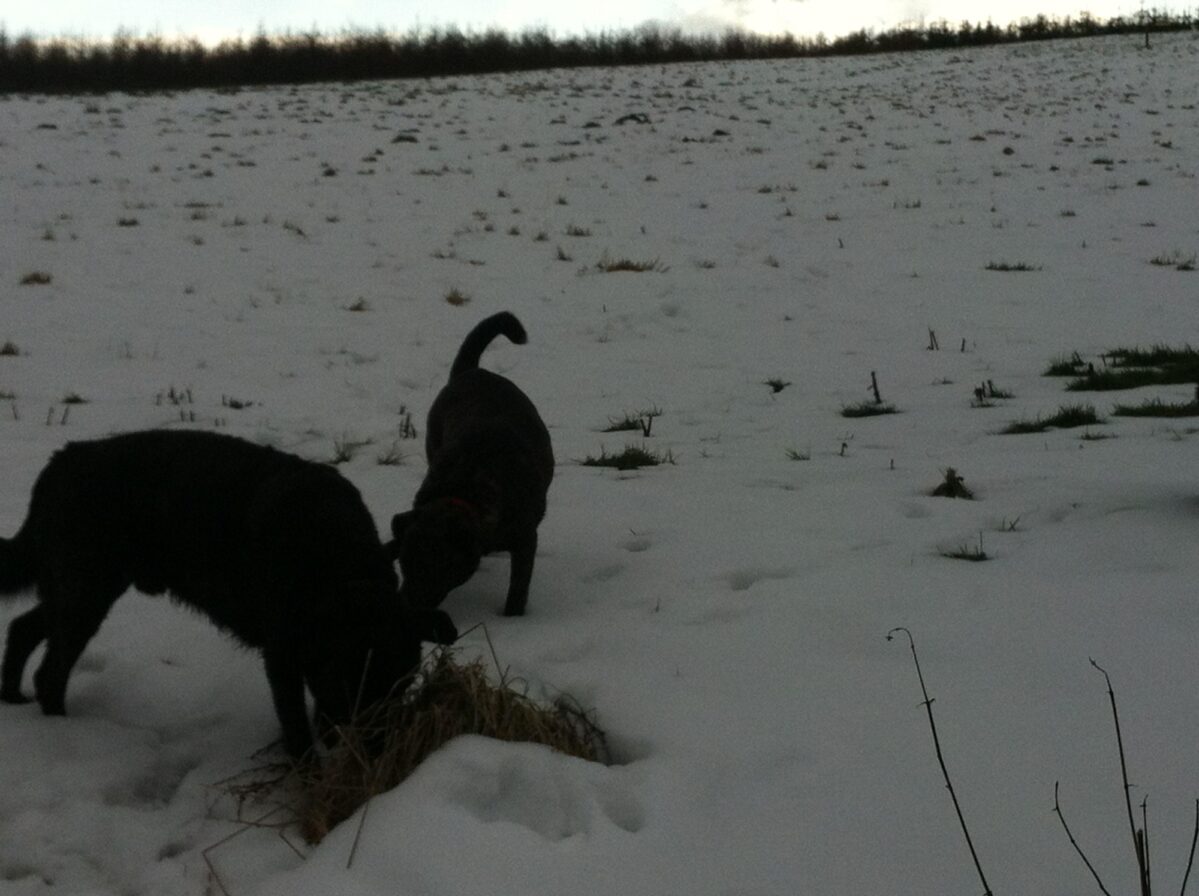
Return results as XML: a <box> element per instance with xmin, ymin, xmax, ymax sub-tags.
<box><xmin>389</xmin><ymin>312</ymin><xmax>553</xmax><ymax>616</ymax></box>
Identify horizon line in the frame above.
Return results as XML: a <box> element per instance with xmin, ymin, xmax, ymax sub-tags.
<box><xmin>4</xmin><ymin>8</ymin><xmax>1189</xmax><ymax>49</ymax></box>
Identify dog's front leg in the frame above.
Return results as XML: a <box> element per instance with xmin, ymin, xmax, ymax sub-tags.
<box><xmin>262</xmin><ymin>649</ymin><xmax>312</xmax><ymax>760</ymax></box>
<box><xmin>503</xmin><ymin>530</ymin><xmax>537</xmax><ymax>616</ymax></box>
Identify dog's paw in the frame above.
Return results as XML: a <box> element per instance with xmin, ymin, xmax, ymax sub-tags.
<box><xmin>0</xmin><ymin>687</ymin><xmax>31</xmax><ymax>705</ymax></box>
<box><xmin>502</xmin><ymin>593</ymin><xmax>528</xmax><ymax>616</ymax></box>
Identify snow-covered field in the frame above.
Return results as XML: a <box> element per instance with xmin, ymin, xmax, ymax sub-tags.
<box><xmin>2</xmin><ymin>32</ymin><xmax>1198</xmax><ymax>895</ymax></box>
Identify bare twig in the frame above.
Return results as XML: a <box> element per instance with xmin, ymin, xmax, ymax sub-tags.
<box><xmin>1054</xmin><ymin>780</ymin><xmax>1114</xmax><ymax>896</ymax></box>
<box><xmin>1143</xmin><ymin>798</ymin><xmax>1153</xmax><ymax>896</ymax></box>
<box><xmin>346</xmin><ymin>794</ymin><xmax>370</xmax><ymax>869</ymax></box>
<box><xmin>277</xmin><ymin>827</ymin><xmax>306</xmax><ymax>861</ymax></box>
<box><xmin>1091</xmin><ymin>658</ymin><xmax>1150</xmax><ymax>896</ymax></box>
<box><xmin>202</xmin><ymin>805</ymin><xmax>292</xmax><ymax>896</ymax></box>
<box><xmin>473</xmin><ymin>622</ymin><xmax>506</xmax><ymax>682</ymax></box>
<box><xmin>1180</xmin><ymin>800</ymin><xmax>1199</xmax><ymax>896</ymax></box>
<box><xmin>888</xmin><ymin>628</ymin><xmax>992</xmax><ymax>896</ymax></box>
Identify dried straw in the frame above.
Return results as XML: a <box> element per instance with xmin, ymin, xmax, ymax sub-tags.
<box><xmin>227</xmin><ymin>647</ymin><xmax>607</xmax><ymax>844</ymax></box>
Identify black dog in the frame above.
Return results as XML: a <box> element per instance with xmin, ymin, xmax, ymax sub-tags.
<box><xmin>0</xmin><ymin>429</ymin><xmax>456</xmax><ymax>759</ymax></box>
<box><xmin>389</xmin><ymin>311</ymin><xmax>553</xmax><ymax>616</ymax></box>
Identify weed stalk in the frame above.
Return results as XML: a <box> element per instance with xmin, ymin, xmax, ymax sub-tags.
<box><xmin>888</xmin><ymin>627</ymin><xmax>992</xmax><ymax>896</ymax></box>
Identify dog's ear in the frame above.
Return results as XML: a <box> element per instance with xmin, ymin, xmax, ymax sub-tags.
<box><xmin>390</xmin><ymin>510</ymin><xmax>415</xmax><ymax>543</ymax></box>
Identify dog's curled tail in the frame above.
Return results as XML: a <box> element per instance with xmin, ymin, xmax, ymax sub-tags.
<box><xmin>449</xmin><ymin>311</ymin><xmax>528</xmax><ymax>378</ymax></box>
<box><xmin>0</xmin><ymin>532</ymin><xmax>35</xmax><ymax>596</ymax></box>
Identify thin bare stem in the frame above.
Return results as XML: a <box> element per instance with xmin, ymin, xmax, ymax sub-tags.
<box><xmin>277</xmin><ymin>826</ymin><xmax>307</xmax><ymax>862</ymax></box>
<box><xmin>346</xmin><ymin>794</ymin><xmax>370</xmax><ymax>869</ymax></box>
<box><xmin>1143</xmin><ymin>797</ymin><xmax>1152</xmax><ymax>896</ymax></box>
<box><xmin>202</xmin><ymin>805</ymin><xmax>290</xmax><ymax>896</ymax></box>
<box><xmin>1091</xmin><ymin>658</ymin><xmax>1150</xmax><ymax>896</ymax></box>
<box><xmin>479</xmin><ymin>622</ymin><xmax>507</xmax><ymax>682</ymax></box>
<box><xmin>1054</xmin><ymin>780</ymin><xmax>1114</xmax><ymax>896</ymax></box>
<box><xmin>888</xmin><ymin>628</ymin><xmax>992</xmax><ymax>896</ymax></box>
<box><xmin>1180</xmin><ymin>800</ymin><xmax>1199</xmax><ymax>896</ymax></box>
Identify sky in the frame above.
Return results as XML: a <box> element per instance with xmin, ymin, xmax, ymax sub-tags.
<box><xmin>4</xmin><ymin>0</ymin><xmax>1152</xmax><ymax>45</ymax></box>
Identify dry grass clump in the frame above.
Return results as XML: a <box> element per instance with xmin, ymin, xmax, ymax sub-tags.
<box><xmin>233</xmin><ymin>649</ymin><xmax>608</xmax><ymax>845</ymax></box>
<box><xmin>931</xmin><ymin>468</ymin><xmax>973</xmax><ymax>499</ymax></box>
<box><xmin>1002</xmin><ymin>403</ymin><xmax>1102</xmax><ymax>433</ymax></box>
<box><xmin>595</xmin><ymin>253</ymin><xmax>667</xmax><ymax>273</ymax></box>
<box><xmin>581</xmin><ymin>444</ymin><xmax>674</xmax><ymax>470</ymax></box>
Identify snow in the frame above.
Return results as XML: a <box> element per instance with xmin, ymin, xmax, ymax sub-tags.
<box><xmin>2</xmin><ymin>31</ymin><xmax>1198</xmax><ymax>895</ymax></box>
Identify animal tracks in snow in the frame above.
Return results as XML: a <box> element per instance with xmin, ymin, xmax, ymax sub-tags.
<box><xmin>722</xmin><ymin>566</ymin><xmax>798</xmax><ymax>592</ymax></box>
<box><xmin>581</xmin><ymin>562</ymin><xmax>625</xmax><ymax>584</ymax></box>
<box><xmin>622</xmin><ymin>534</ymin><xmax>653</xmax><ymax>553</ymax></box>
<box><xmin>101</xmin><ymin>749</ymin><xmax>202</xmax><ymax>808</ymax></box>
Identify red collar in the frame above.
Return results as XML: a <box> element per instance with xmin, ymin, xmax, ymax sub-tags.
<box><xmin>445</xmin><ymin>497</ymin><xmax>478</xmax><ymax>517</ymax></box>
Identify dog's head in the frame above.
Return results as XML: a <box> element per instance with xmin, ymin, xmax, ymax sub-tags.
<box><xmin>306</xmin><ymin>589</ymin><xmax>458</xmax><ymax>745</ymax></box>
<box><xmin>389</xmin><ymin>499</ymin><xmax>484</xmax><ymax>608</ymax></box>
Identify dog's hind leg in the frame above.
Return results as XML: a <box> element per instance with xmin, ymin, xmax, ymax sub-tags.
<box><xmin>33</xmin><ymin>577</ymin><xmax>123</xmax><ymax>716</ymax></box>
<box><xmin>1</xmin><ymin>604</ymin><xmax>46</xmax><ymax>703</ymax></box>
<box><xmin>503</xmin><ymin>530</ymin><xmax>537</xmax><ymax>617</ymax></box>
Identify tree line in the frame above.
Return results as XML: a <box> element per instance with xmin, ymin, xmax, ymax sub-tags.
<box><xmin>1</xmin><ymin>11</ymin><xmax>1194</xmax><ymax>95</ymax></box>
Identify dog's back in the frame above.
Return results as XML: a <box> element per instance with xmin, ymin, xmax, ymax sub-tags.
<box><xmin>426</xmin><ymin>371</ymin><xmax>553</xmax><ymax>483</ymax></box>
<box><xmin>11</xmin><ymin>430</ymin><xmax>392</xmax><ymax>624</ymax></box>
